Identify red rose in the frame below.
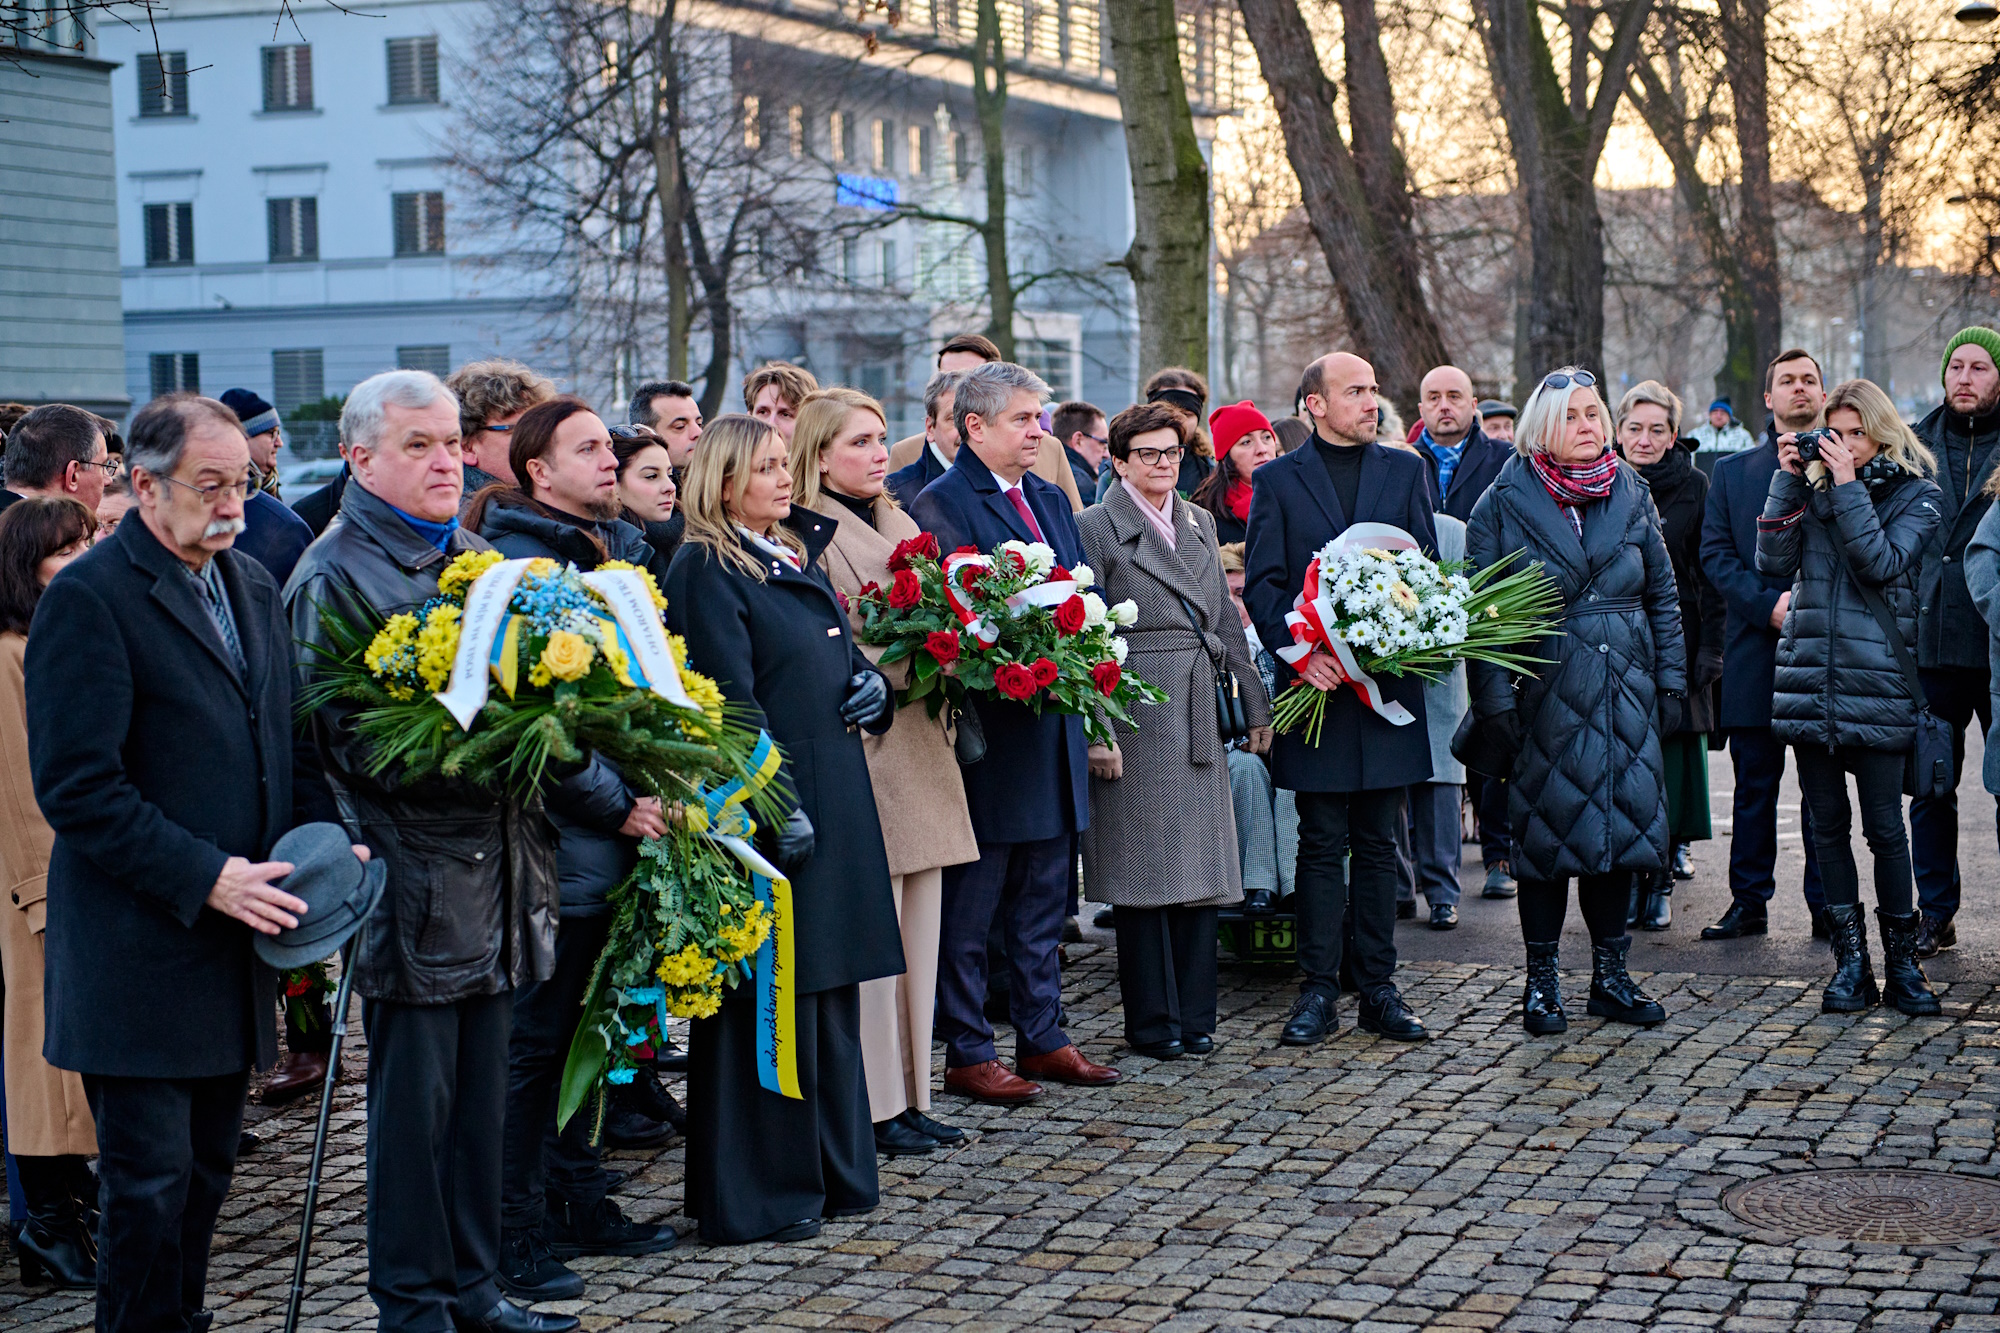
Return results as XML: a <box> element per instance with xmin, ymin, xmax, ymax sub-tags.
<box><xmin>1091</xmin><ymin>661</ymin><xmax>1122</xmax><ymax>695</ymax></box>
<box><xmin>1053</xmin><ymin>595</ymin><xmax>1087</xmax><ymax>636</ymax></box>
<box><xmin>1030</xmin><ymin>656</ymin><xmax>1059</xmax><ymax>687</ymax></box>
<box><xmin>955</xmin><ymin>564</ymin><xmax>985</xmax><ymax>593</ymax></box>
<box><xmin>925</xmin><ymin>630</ymin><xmax>961</xmax><ymax>666</ymax></box>
<box><xmin>1005</xmin><ymin>549</ymin><xmax>1027</xmax><ymax>574</ymax></box>
<box><xmin>954</xmin><ymin>545</ymin><xmax>980</xmax><ymax>556</ymax></box>
<box><xmin>886</xmin><ymin>539</ymin><xmax>916</xmax><ymax>573</ymax></box>
<box><xmin>859</xmin><ymin>580</ymin><xmax>882</xmax><ymax>599</ymax></box>
<box><xmin>887</xmin><ymin>569</ymin><xmax>923</xmax><ymax>609</ymax></box>
<box><xmin>912</xmin><ymin>532</ymin><xmax>940</xmax><ymax>561</ymax></box>
<box><xmin>1051</xmin><ymin>564</ymin><xmax>1072</xmax><ymax>581</ymax></box>
<box><xmin>994</xmin><ymin>662</ymin><xmax>1039</xmax><ymax>700</ymax></box>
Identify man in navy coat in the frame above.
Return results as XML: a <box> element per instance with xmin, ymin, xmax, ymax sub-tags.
<box><xmin>1696</xmin><ymin>348</ymin><xmax>1827</xmax><ymax>940</ymax></box>
<box><xmin>909</xmin><ymin>362</ymin><xmax>1121</xmax><ymax>1104</ymax></box>
<box><xmin>1245</xmin><ymin>352</ymin><xmax>1437</xmax><ymax>1047</ymax></box>
<box><xmin>884</xmin><ymin>370</ymin><xmax>962</xmax><ymax>509</ymax></box>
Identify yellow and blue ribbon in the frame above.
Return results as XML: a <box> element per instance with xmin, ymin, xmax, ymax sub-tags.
<box><xmin>488</xmin><ymin>614</ymin><xmax>525</xmax><ymax>698</ymax></box>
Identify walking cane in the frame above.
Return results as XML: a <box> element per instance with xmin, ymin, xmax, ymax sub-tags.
<box><xmin>282</xmin><ymin>938</ymin><xmax>359</xmax><ymax>1333</ymax></box>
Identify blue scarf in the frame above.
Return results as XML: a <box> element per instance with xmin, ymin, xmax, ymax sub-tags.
<box><xmin>389</xmin><ymin>503</ymin><xmax>460</xmax><ymax>553</ymax></box>
<box><xmin>1420</xmin><ymin>427</ymin><xmax>1467</xmax><ymax>502</ymax></box>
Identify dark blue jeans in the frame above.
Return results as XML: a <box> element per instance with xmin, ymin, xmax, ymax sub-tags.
<box><xmin>1910</xmin><ymin>665</ymin><xmax>1995</xmax><ymax>924</ymax></box>
<box><xmin>1726</xmin><ymin>727</ymin><xmax>1824</xmax><ymax>910</ymax></box>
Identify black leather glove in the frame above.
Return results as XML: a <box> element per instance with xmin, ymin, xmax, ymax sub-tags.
<box><xmin>769</xmin><ymin>807</ymin><xmax>816</xmax><ymax>873</ymax></box>
<box><xmin>839</xmin><ymin>670</ymin><xmax>893</xmax><ymax>735</ymax></box>
<box><xmin>1657</xmin><ymin>690</ymin><xmax>1684</xmax><ymax>736</ymax></box>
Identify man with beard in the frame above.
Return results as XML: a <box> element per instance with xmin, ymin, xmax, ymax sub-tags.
<box><xmin>1909</xmin><ymin>327</ymin><xmax>2000</xmax><ymax>956</ymax></box>
<box><xmin>1697</xmin><ymin>349</ymin><xmax>1828</xmax><ymax>941</ymax></box>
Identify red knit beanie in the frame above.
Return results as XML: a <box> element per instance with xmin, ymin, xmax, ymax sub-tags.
<box><xmin>1208</xmin><ymin>401</ymin><xmax>1273</xmax><ymax>460</ymax></box>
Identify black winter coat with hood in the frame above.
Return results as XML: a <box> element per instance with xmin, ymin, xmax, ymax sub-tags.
<box><xmin>1758</xmin><ymin>462</ymin><xmax>1943</xmax><ymax>752</ymax></box>
<box><xmin>1466</xmin><ymin>454</ymin><xmax>1686</xmax><ymax>882</ymax></box>
<box><xmin>1633</xmin><ymin>444</ymin><xmax>1725</xmax><ymax>734</ymax></box>
<box><xmin>1913</xmin><ymin>399</ymin><xmax>2000</xmax><ymax>670</ymax></box>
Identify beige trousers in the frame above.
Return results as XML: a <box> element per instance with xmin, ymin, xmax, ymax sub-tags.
<box><xmin>858</xmin><ymin>867</ymin><xmax>941</xmax><ymax>1122</ymax></box>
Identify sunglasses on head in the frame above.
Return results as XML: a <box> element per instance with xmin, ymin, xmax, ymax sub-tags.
<box><xmin>1542</xmin><ymin>370</ymin><xmax>1597</xmax><ymax>391</ymax></box>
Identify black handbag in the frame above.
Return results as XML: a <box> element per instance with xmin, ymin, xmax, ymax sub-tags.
<box><xmin>1176</xmin><ymin>593</ymin><xmax>1251</xmax><ymax>745</ymax></box>
<box><xmin>1450</xmin><ymin>708</ymin><xmax>1520</xmax><ymax>780</ymax></box>
<box><xmin>1824</xmin><ymin>515</ymin><xmax>1952</xmax><ymax>800</ymax></box>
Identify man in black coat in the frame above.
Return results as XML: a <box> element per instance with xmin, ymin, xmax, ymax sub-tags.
<box><xmin>1908</xmin><ymin>328</ymin><xmax>2000</xmax><ymax>954</ymax></box>
<box><xmin>1245</xmin><ymin>352</ymin><xmax>1437</xmax><ymax>1047</ymax></box>
<box><xmin>28</xmin><ymin>394</ymin><xmax>316</xmax><ymax>1333</ymax></box>
<box><xmin>909</xmin><ymin>362</ymin><xmax>1121</xmax><ymax>1104</ymax></box>
<box><xmin>1696</xmin><ymin>349</ymin><xmax>1827</xmax><ymax>940</ymax></box>
<box><xmin>884</xmin><ymin>369</ymin><xmax>962</xmax><ymax>509</ymax></box>
<box><xmin>291</xmin><ymin>462</ymin><xmax>347</xmax><ymax>537</ymax></box>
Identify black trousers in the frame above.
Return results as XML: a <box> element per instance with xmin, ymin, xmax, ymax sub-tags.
<box><xmin>364</xmin><ymin>991</ymin><xmax>512</xmax><ymax>1333</ymax></box>
<box><xmin>83</xmin><ymin>1068</ymin><xmax>248</xmax><ymax>1333</ymax></box>
<box><xmin>500</xmin><ymin>912</ymin><xmax>613</xmax><ymax>1234</ymax></box>
<box><xmin>1112</xmin><ymin>905</ymin><xmax>1219</xmax><ymax>1046</ymax></box>
<box><xmin>1294</xmin><ymin>787</ymin><xmax>1406</xmax><ymax>998</ymax></box>
<box><xmin>1910</xmin><ymin>665</ymin><xmax>1995</xmax><ymax>922</ymax></box>
<box><xmin>937</xmin><ymin>833</ymin><xmax>1070</xmax><ymax>1067</ymax></box>
<box><xmin>685</xmin><ymin>981</ymin><xmax>875</xmax><ymax>1245</ymax></box>
<box><xmin>1515</xmin><ymin>873</ymin><xmax>1629</xmax><ymax>944</ymax></box>
<box><xmin>1726</xmin><ymin>727</ymin><xmax>1825</xmax><ymax>909</ymax></box>
<box><xmin>1795</xmin><ymin>744</ymin><xmax>1914</xmax><ymax>915</ymax></box>
<box><xmin>1472</xmin><ymin>774</ymin><xmax>1510</xmax><ymax>869</ymax></box>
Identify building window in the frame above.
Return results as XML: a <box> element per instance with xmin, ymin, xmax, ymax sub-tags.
<box><xmin>267</xmin><ymin>197</ymin><xmax>318</xmax><ymax>262</ymax></box>
<box><xmin>392</xmin><ymin>191</ymin><xmax>445</xmax><ymax>255</ymax></box>
<box><xmin>149</xmin><ymin>352</ymin><xmax>199</xmax><ymax>398</ymax></box>
<box><xmin>787</xmin><ymin>105</ymin><xmax>804</xmax><ymax>157</ymax></box>
<box><xmin>828</xmin><ymin>110</ymin><xmax>848</xmax><ymax>165</ymax></box>
<box><xmin>386</xmin><ymin>36</ymin><xmax>440</xmax><ymax>104</ymax></box>
<box><xmin>871</xmin><ymin>118</ymin><xmax>889</xmax><ymax>173</ymax></box>
<box><xmin>907</xmin><ymin>124</ymin><xmax>930</xmax><ymax>178</ymax></box>
<box><xmin>950</xmin><ymin>131</ymin><xmax>967</xmax><ymax>181</ymax></box>
<box><xmin>262</xmin><ymin>45</ymin><xmax>313</xmax><ymax>110</ymax></box>
<box><xmin>143</xmin><ymin>202</ymin><xmax>194</xmax><ymax>266</ymax></box>
<box><xmin>1017</xmin><ymin>337</ymin><xmax>1075</xmax><ymax>401</ymax></box>
<box><xmin>840</xmin><ymin>236</ymin><xmax>860</xmax><ymax>283</ymax></box>
<box><xmin>138</xmin><ymin>52</ymin><xmax>190</xmax><ymax>117</ymax></box>
<box><xmin>742</xmin><ymin>94</ymin><xmax>761</xmax><ymax>151</ymax></box>
<box><xmin>397</xmin><ymin>344</ymin><xmax>452</xmax><ymax>376</ymax></box>
<box><xmin>272</xmin><ymin>349</ymin><xmax>325</xmax><ymax>415</ymax></box>
<box><xmin>879</xmin><ymin>239</ymin><xmax>897</xmax><ymax>288</ymax></box>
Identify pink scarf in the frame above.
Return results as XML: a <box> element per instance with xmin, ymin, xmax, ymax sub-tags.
<box><xmin>1529</xmin><ymin>448</ymin><xmax>1618</xmax><ymax>537</ymax></box>
<box><xmin>1123</xmin><ymin>480</ymin><xmax>1177</xmax><ymax>550</ymax></box>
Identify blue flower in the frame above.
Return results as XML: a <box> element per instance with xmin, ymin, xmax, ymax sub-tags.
<box><xmin>623</xmin><ymin>986</ymin><xmax>663</xmax><ymax>1004</ymax></box>
<box><xmin>624</xmin><ymin>1028</ymin><xmax>651</xmax><ymax>1046</ymax></box>
<box><xmin>606</xmin><ymin>1067</ymin><xmax>636</xmax><ymax>1085</ymax></box>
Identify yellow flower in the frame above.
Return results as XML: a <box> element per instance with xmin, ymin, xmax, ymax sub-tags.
<box><xmin>602</xmin><ymin>640</ymin><xmax>634</xmax><ymax>687</ymax></box>
<box><xmin>1390</xmin><ymin>582</ymin><xmax>1419</xmax><ymax>614</ymax></box>
<box><xmin>656</xmin><ymin>943</ymin><xmax>714</xmax><ymax>987</ymax></box>
<box><xmin>540</xmin><ymin>629</ymin><xmax>594</xmax><ymax>682</ymax></box>
<box><xmin>415</xmin><ymin>604</ymin><xmax>461</xmax><ymax>693</ymax></box>
<box><xmin>364</xmin><ymin>613</ymin><xmax>420</xmax><ymax>679</ymax></box>
<box><xmin>436</xmin><ymin>549</ymin><xmax>504</xmax><ymax>601</ymax></box>
<box><xmin>525</xmin><ymin>557</ymin><xmax>560</xmax><ymax>577</ymax></box>
<box><xmin>599</xmin><ymin>559</ymin><xmax>668</xmax><ymax>612</ymax></box>
<box><xmin>528</xmin><ymin>662</ymin><xmax>553</xmax><ymax>688</ymax></box>
<box><xmin>677</xmin><ymin>666</ymin><xmax>726</xmax><ymax>725</ymax></box>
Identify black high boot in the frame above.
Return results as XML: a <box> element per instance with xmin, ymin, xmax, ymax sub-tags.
<box><xmin>1626</xmin><ymin>874</ymin><xmax>1642</xmax><ymax>927</ymax></box>
<box><xmin>1637</xmin><ymin>868</ymin><xmax>1672</xmax><ymax>932</ymax></box>
<box><xmin>1820</xmin><ymin>903</ymin><xmax>1880</xmax><ymax>1013</ymax></box>
<box><xmin>1586</xmin><ymin>935</ymin><xmax>1666</xmax><ymax>1025</ymax></box>
<box><xmin>13</xmin><ymin>1155</ymin><xmax>95</xmax><ymax>1288</ymax></box>
<box><xmin>1876</xmin><ymin>910</ymin><xmax>1941</xmax><ymax>1016</ymax></box>
<box><xmin>1523</xmin><ymin>941</ymin><xmax>1568</xmax><ymax>1035</ymax></box>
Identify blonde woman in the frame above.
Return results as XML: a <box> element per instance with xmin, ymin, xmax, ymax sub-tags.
<box><xmin>665</xmin><ymin>414</ymin><xmax>904</xmax><ymax>1244</ymax></box>
<box><xmin>785</xmin><ymin>389</ymin><xmax>978</xmax><ymax>1155</ymax></box>
<box><xmin>1759</xmin><ymin>378</ymin><xmax>1942</xmax><ymax>1016</ymax></box>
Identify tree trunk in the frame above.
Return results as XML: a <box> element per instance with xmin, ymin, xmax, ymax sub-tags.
<box><xmin>1237</xmin><ymin>0</ymin><xmax>1446</xmax><ymax>416</ymax></box>
<box><xmin>1104</xmin><ymin>0</ymin><xmax>1209</xmax><ymax>378</ymax></box>
<box><xmin>1861</xmin><ymin>166</ymin><xmax>1887</xmax><ymax>384</ymax></box>
<box><xmin>683</xmin><ymin>172</ymin><xmax>732</xmax><ymax>421</ymax></box>
<box><xmin>650</xmin><ymin>0</ymin><xmax>691</xmax><ymax>381</ymax></box>
<box><xmin>1718</xmin><ymin>0</ymin><xmax>1779</xmax><ymax>424</ymax></box>
<box><xmin>971</xmin><ymin>0</ymin><xmax>1014</xmax><ymax>360</ymax></box>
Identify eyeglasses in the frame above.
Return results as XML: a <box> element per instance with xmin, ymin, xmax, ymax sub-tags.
<box><xmin>156</xmin><ymin>473</ymin><xmax>255</xmax><ymax>506</ymax></box>
<box><xmin>1085</xmin><ymin>433</ymin><xmax>1109</xmax><ymax>446</ymax></box>
<box><xmin>82</xmin><ymin>458</ymin><xmax>123</xmax><ymax>477</ymax></box>
<box><xmin>1542</xmin><ymin>370</ymin><xmax>1597</xmax><ymax>391</ymax></box>
<box><xmin>485</xmin><ymin>422</ymin><xmax>515</xmax><ymax>433</ymax></box>
<box><xmin>1129</xmin><ymin>445</ymin><xmax>1186</xmax><ymax>467</ymax></box>
<box><xmin>608</xmin><ymin>424</ymin><xmax>662</xmax><ymax>442</ymax></box>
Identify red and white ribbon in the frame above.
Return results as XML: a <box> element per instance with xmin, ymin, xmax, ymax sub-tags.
<box><xmin>942</xmin><ymin>552</ymin><xmax>1081</xmax><ymax>648</ymax></box>
<box><xmin>1275</xmin><ymin>522</ymin><xmax>1419</xmax><ymax>727</ymax></box>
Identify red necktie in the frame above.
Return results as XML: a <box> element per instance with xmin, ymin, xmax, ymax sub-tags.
<box><xmin>1005</xmin><ymin>487</ymin><xmax>1045</xmax><ymax>542</ymax></box>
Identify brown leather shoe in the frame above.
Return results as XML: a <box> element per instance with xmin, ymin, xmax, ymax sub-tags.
<box><xmin>1017</xmin><ymin>1044</ymin><xmax>1121</xmax><ymax>1087</ymax></box>
<box><xmin>261</xmin><ymin>1050</ymin><xmax>329</xmax><ymax>1106</ymax></box>
<box><xmin>943</xmin><ymin>1059</ymin><xmax>1042</xmax><ymax>1105</ymax></box>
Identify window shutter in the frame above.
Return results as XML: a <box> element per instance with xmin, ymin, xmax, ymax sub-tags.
<box><xmin>272</xmin><ymin>350</ymin><xmax>325</xmax><ymax>414</ymax></box>
<box><xmin>387</xmin><ymin>37</ymin><xmax>440</xmax><ymax>103</ymax></box>
<box><xmin>139</xmin><ymin>52</ymin><xmax>189</xmax><ymax>116</ymax></box>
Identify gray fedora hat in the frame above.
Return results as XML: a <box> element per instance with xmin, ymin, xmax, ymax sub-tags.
<box><xmin>254</xmin><ymin>822</ymin><xmax>387</xmax><ymax>971</ymax></box>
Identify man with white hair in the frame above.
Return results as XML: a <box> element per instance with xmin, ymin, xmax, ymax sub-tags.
<box><xmin>286</xmin><ymin>371</ymin><xmax>573</xmax><ymax>1333</ymax></box>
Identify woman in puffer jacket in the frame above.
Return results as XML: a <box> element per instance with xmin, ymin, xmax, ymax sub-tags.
<box><xmin>1757</xmin><ymin>378</ymin><xmax>1942</xmax><ymax>1016</ymax></box>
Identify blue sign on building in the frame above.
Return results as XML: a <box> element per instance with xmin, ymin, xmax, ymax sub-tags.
<box><xmin>836</xmin><ymin>173</ymin><xmax>899</xmax><ymax>212</ymax></box>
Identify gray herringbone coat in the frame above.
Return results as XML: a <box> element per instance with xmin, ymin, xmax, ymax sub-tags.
<box><xmin>1077</xmin><ymin>483</ymin><xmax>1271</xmax><ymax>908</ymax></box>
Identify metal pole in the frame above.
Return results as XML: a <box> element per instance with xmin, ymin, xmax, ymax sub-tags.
<box><xmin>282</xmin><ymin>942</ymin><xmax>358</xmax><ymax>1333</ymax></box>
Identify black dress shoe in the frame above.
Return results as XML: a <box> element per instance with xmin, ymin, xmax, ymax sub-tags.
<box><xmin>1700</xmin><ymin>900</ymin><xmax>1767</xmax><ymax>940</ymax></box>
<box><xmin>236</xmin><ymin>1129</ymin><xmax>262</xmax><ymax>1157</ymax></box>
<box><xmin>453</xmin><ymin>1297</ymin><xmax>580</xmax><ymax>1333</ymax></box>
<box><xmin>1129</xmin><ymin>1038</ymin><xmax>1184</xmax><ymax>1060</ymax></box>
<box><xmin>189</xmin><ymin>1313</ymin><xmax>215</xmax><ymax>1333</ymax></box>
<box><xmin>874</xmin><ymin>1117</ymin><xmax>937</xmax><ymax>1157</ymax></box>
<box><xmin>1357</xmin><ymin>986</ymin><xmax>1428</xmax><ymax>1041</ymax></box>
<box><xmin>498</xmin><ymin>1228</ymin><xmax>584</xmax><ymax>1302</ymax></box>
<box><xmin>1279</xmin><ymin>993</ymin><xmax>1336</xmax><ymax>1046</ymax></box>
<box><xmin>1915</xmin><ymin>914</ymin><xmax>1956</xmax><ymax>958</ymax></box>
<box><xmin>599</xmin><ymin>1103</ymin><xmax>671</xmax><ymax>1149</ymax></box>
<box><xmin>1429</xmin><ymin>904</ymin><xmax>1458</xmax><ymax>930</ymax></box>
<box><xmin>760</xmin><ymin>1218</ymin><xmax>821</xmax><ymax>1243</ymax></box>
<box><xmin>1182</xmin><ymin>1034</ymin><xmax>1214</xmax><ymax>1055</ymax></box>
<box><xmin>899</xmin><ymin>1108</ymin><xmax>966</xmax><ymax>1144</ymax></box>
<box><xmin>1671</xmin><ymin>842</ymin><xmax>1695</xmax><ymax>880</ymax></box>
<box><xmin>1093</xmin><ymin>906</ymin><xmax>1116</xmax><ymax>928</ymax></box>
<box><xmin>1243</xmin><ymin>888</ymin><xmax>1276</xmax><ymax>914</ymax></box>
<box><xmin>1396</xmin><ymin>899</ymin><xmax>1417</xmax><ymax>920</ymax></box>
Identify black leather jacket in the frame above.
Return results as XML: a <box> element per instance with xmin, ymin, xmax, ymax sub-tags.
<box><xmin>284</xmin><ymin>482</ymin><xmax>558</xmax><ymax>1004</ymax></box>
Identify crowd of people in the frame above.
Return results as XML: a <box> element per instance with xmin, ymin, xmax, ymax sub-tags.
<box><xmin>0</xmin><ymin>319</ymin><xmax>1997</xmax><ymax>1333</ymax></box>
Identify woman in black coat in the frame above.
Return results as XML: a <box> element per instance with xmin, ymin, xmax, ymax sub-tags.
<box><xmin>1614</xmin><ymin>382</ymin><xmax>1725</xmax><ymax>930</ymax></box>
<box><xmin>1465</xmin><ymin>367</ymin><xmax>1686</xmax><ymax>1037</ymax></box>
<box><xmin>1757</xmin><ymin>379</ymin><xmax>1942</xmax><ymax>1017</ymax></box>
<box><xmin>664</xmin><ymin>414</ymin><xmax>902</xmax><ymax>1245</ymax></box>
<box><xmin>610</xmin><ymin>424</ymin><xmax>682</xmax><ymax>584</ymax></box>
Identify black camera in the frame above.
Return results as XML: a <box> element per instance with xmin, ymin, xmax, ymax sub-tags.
<box><xmin>1794</xmin><ymin>428</ymin><xmax>1834</xmax><ymax>463</ymax></box>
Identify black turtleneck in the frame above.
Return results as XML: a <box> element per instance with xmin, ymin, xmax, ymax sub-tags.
<box><xmin>1313</xmin><ymin>432</ymin><xmax>1365</xmax><ymax>521</ymax></box>
<box><xmin>826</xmin><ymin>487</ymin><xmax>877</xmax><ymax>530</ymax></box>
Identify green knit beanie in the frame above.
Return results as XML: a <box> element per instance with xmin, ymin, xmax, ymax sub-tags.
<box><xmin>1942</xmin><ymin>327</ymin><xmax>2000</xmax><ymax>383</ymax></box>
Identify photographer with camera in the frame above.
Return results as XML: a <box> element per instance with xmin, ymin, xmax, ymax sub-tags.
<box><xmin>1756</xmin><ymin>379</ymin><xmax>1943</xmax><ymax>1017</ymax></box>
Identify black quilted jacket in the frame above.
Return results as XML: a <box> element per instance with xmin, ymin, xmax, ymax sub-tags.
<box><xmin>1466</xmin><ymin>455</ymin><xmax>1686</xmax><ymax>881</ymax></box>
<box><xmin>1757</xmin><ymin>464</ymin><xmax>1942</xmax><ymax>752</ymax></box>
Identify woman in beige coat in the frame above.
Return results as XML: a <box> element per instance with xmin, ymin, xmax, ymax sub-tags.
<box><xmin>788</xmin><ymin>389</ymin><xmax>980</xmax><ymax>1157</ymax></box>
<box><xmin>0</xmin><ymin>497</ymin><xmax>100</xmax><ymax>1287</ymax></box>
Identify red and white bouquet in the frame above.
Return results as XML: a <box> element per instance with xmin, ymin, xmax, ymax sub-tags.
<box><xmin>854</xmin><ymin>533</ymin><xmax>1167</xmax><ymax>745</ymax></box>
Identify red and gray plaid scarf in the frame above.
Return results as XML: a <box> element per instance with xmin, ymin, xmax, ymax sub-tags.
<box><xmin>1529</xmin><ymin>448</ymin><xmax>1618</xmax><ymax>536</ymax></box>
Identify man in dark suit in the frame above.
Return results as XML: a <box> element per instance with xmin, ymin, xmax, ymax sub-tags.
<box><xmin>27</xmin><ymin>393</ymin><xmax>318</xmax><ymax>1333</ymax></box>
<box><xmin>1245</xmin><ymin>352</ymin><xmax>1437</xmax><ymax>1046</ymax></box>
<box><xmin>2</xmin><ymin>402</ymin><xmax>114</xmax><ymax>515</ymax></box>
<box><xmin>909</xmin><ymin>362</ymin><xmax>1121</xmax><ymax>1104</ymax></box>
<box><xmin>1697</xmin><ymin>348</ymin><xmax>1827</xmax><ymax>940</ymax></box>
<box><xmin>884</xmin><ymin>369</ymin><xmax>963</xmax><ymax>509</ymax></box>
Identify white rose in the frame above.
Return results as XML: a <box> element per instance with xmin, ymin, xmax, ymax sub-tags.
<box><xmin>1070</xmin><ymin>563</ymin><xmax>1095</xmax><ymax>589</ymax></box>
<box><xmin>1111</xmin><ymin>635</ymin><xmax>1129</xmax><ymax>664</ymax></box>
<box><xmin>1081</xmin><ymin>592</ymin><xmax>1109</xmax><ymax>627</ymax></box>
<box><xmin>1110</xmin><ymin>599</ymin><xmax>1139</xmax><ymax>626</ymax></box>
<box><xmin>1024</xmin><ymin>542</ymin><xmax>1056</xmax><ymax>578</ymax></box>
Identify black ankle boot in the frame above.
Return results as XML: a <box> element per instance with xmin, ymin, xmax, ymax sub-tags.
<box><xmin>1586</xmin><ymin>935</ymin><xmax>1666</xmax><ymax>1025</ymax></box>
<box><xmin>1821</xmin><ymin>903</ymin><xmax>1880</xmax><ymax>1013</ymax></box>
<box><xmin>1523</xmin><ymin>941</ymin><xmax>1567</xmax><ymax>1035</ymax></box>
<box><xmin>1875</xmin><ymin>910</ymin><xmax>1941</xmax><ymax>1016</ymax></box>
<box><xmin>1638</xmin><ymin>868</ymin><xmax>1672</xmax><ymax>932</ymax></box>
<box><xmin>13</xmin><ymin>1155</ymin><xmax>95</xmax><ymax>1288</ymax></box>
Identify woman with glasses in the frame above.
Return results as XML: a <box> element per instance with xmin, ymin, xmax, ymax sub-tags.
<box><xmin>1076</xmin><ymin>403</ymin><xmax>1271</xmax><ymax>1059</ymax></box>
<box><xmin>1464</xmin><ymin>366</ymin><xmax>1686</xmax><ymax>1035</ymax></box>
<box><xmin>1190</xmin><ymin>402</ymin><xmax>1280</xmax><ymax>545</ymax></box>
<box><xmin>609</xmin><ymin>423</ymin><xmax>681</xmax><ymax>584</ymax></box>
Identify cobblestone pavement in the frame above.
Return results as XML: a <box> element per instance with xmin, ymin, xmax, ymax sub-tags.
<box><xmin>6</xmin><ymin>934</ymin><xmax>2000</xmax><ymax>1333</ymax></box>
